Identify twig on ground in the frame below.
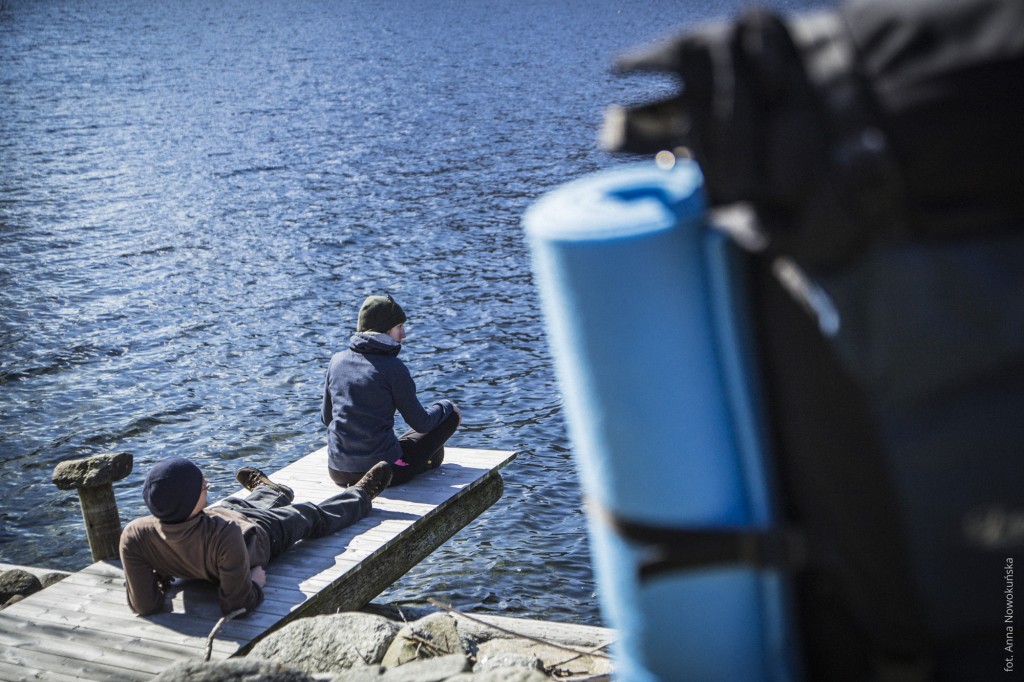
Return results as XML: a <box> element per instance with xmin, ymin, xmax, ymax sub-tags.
<box><xmin>403</xmin><ymin>631</ymin><xmax>450</xmax><ymax>658</ymax></box>
<box><xmin>205</xmin><ymin>608</ymin><xmax>246</xmax><ymax>661</ymax></box>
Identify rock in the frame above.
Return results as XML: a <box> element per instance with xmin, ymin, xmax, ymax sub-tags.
<box><xmin>379</xmin><ymin>653</ymin><xmax>469</xmax><ymax>681</ymax></box>
<box><xmin>476</xmin><ymin>638</ymin><xmax>613</xmax><ymax>678</ymax></box>
<box><xmin>0</xmin><ymin>569</ymin><xmax>42</xmax><ymax>603</ymax></box>
<box><xmin>326</xmin><ymin>666</ymin><xmax>384</xmax><ymax>681</ymax></box>
<box><xmin>52</xmin><ymin>452</ymin><xmax>133</xmax><ymax>490</ymax></box>
<box><xmin>474</xmin><ymin>652</ymin><xmax>543</xmax><ymax>673</ymax></box>
<box><xmin>248</xmin><ymin>613</ymin><xmax>401</xmax><ymax>674</ymax></box>
<box><xmin>152</xmin><ymin>658</ymin><xmax>316</xmax><ymax>681</ymax></box>
<box><xmin>448</xmin><ymin>670</ymin><xmax>550</xmax><ymax>682</ymax></box>
<box><xmin>3</xmin><ymin>594</ymin><xmax>27</xmax><ymax>609</ymax></box>
<box><xmin>39</xmin><ymin>571</ymin><xmax>69</xmax><ymax>588</ymax></box>
<box><xmin>380</xmin><ymin>613</ymin><xmax>469</xmax><ymax>668</ymax></box>
<box><xmin>448</xmin><ymin>613</ymin><xmax>612</xmax><ymax>651</ymax></box>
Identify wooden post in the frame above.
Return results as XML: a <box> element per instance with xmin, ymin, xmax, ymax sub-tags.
<box><xmin>52</xmin><ymin>452</ymin><xmax>133</xmax><ymax>562</ymax></box>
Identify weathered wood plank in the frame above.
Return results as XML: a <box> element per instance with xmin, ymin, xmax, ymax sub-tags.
<box><xmin>0</xmin><ymin>626</ymin><xmax>148</xmax><ymax>681</ymax></box>
<box><xmin>0</xmin><ymin>620</ymin><xmax>171</xmax><ymax>675</ymax></box>
<box><xmin>1</xmin><ymin>599</ymin><xmax>240</xmax><ymax>657</ymax></box>
<box><xmin>0</xmin><ymin>447</ymin><xmax>514</xmax><ymax>681</ymax></box>
<box><xmin>13</xmin><ymin>592</ymin><xmax>266</xmax><ymax>643</ymax></box>
<box><xmin>0</xmin><ymin>659</ymin><xmax>85</xmax><ymax>682</ymax></box>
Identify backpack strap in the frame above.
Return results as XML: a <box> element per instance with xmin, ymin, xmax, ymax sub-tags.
<box><xmin>592</xmin><ymin>502</ymin><xmax>806</xmax><ymax>581</ymax></box>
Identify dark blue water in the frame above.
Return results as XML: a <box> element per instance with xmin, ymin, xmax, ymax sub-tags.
<box><xmin>1</xmin><ymin>0</ymin><xmax>825</xmax><ymax>625</ymax></box>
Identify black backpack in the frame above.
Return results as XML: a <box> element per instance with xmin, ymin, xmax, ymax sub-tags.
<box><xmin>605</xmin><ymin>0</ymin><xmax>1024</xmax><ymax>678</ymax></box>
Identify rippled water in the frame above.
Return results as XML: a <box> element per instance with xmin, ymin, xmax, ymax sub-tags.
<box><xmin>1</xmin><ymin>0</ymin><xmax>824</xmax><ymax>624</ymax></box>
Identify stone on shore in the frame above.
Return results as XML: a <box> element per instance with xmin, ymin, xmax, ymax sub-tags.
<box><xmin>475</xmin><ymin>637</ymin><xmax>612</xmax><ymax>679</ymax></box>
<box><xmin>248</xmin><ymin>613</ymin><xmax>401</xmax><ymax>674</ymax></box>
<box><xmin>381</xmin><ymin>613</ymin><xmax>468</xmax><ymax>667</ymax></box>
<box><xmin>0</xmin><ymin>569</ymin><xmax>42</xmax><ymax>607</ymax></box>
<box><xmin>473</xmin><ymin>651</ymin><xmax>543</xmax><ymax>673</ymax></box>
<box><xmin>239</xmin><ymin>609</ymin><xmax>613</xmax><ymax>681</ymax></box>
<box><xmin>377</xmin><ymin>654</ymin><xmax>470</xmax><ymax>681</ymax></box>
<box><xmin>39</xmin><ymin>571</ymin><xmax>69</xmax><ymax>588</ymax></box>
<box><xmin>446</xmin><ymin>671</ymin><xmax>550</xmax><ymax>682</ymax></box>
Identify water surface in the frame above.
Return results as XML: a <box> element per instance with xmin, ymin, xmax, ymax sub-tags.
<box><xmin>1</xmin><ymin>0</ymin><xmax>825</xmax><ymax>624</ymax></box>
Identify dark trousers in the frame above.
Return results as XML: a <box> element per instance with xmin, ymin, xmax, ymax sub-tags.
<box><xmin>329</xmin><ymin>409</ymin><xmax>461</xmax><ymax>488</ymax></box>
<box><xmin>220</xmin><ymin>485</ymin><xmax>369</xmax><ymax>559</ymax></box>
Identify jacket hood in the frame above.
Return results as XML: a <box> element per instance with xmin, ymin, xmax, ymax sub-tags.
<box><xmin>349</xmin><ymin>331</ymin><xmax>402</xmax><ymax>356</ymax></box>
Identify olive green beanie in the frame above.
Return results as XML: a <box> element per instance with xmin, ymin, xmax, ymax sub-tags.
<box><xmin>357</xmin><ymin>295</ymin><xmax>407</xmax><ymax>333</ymax></box>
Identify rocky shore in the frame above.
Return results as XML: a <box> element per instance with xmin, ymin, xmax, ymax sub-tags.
<box><xmin>0</xmin><ymin>566</ymin><xmax>613</xmax><ymax>681</ymax></box>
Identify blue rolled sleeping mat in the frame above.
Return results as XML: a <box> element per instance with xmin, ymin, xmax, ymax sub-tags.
<box><xmin>524</xmin><ymin>161</ymin><xmax>799</xmax><ymax>682</ymax></box>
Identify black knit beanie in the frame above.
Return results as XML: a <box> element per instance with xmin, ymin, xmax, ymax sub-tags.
<box><xmin>143</xmin><ymin>457</ymin><xmax>204</xmax><ymax>523</ymax></box>
<box><xmin>357</xmin><ymin>294</ymin><xmax>407</xmax><ymax>333</ymax></box>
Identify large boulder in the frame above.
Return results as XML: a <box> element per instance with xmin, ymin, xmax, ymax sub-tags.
<box><xmin>248</xmin><ymin>613</ymin><xmax>400</xmax><ymax>674</ymax></box>
<box><xmin>0</xmin><ymin>569</ymin><xmax>42</xmax><ymax>605</ymax></box>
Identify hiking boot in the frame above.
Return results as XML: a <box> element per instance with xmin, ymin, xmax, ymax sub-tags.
<box><xmin>427</xmin><ymin>447</ymin><xmax>445</xmax><ymax>469</ymax></box>
<box><xmin>235</xmin><ymin>467</ymin><xmax>294</xmax><ymax>500</ymax></box>
<box><xmin>351</xmin><ymin>461</ymin><xmax>393</xmax><ymax>501</ymax></box>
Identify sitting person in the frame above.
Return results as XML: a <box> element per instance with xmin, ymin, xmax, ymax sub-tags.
<box><xmin>321</xmin><ymin>294</ymin><xmax>462</xmax><ymax>487</ymax></box>
<box><xmin>119</xmin><ymin>456</ymin><xmax>391</xmax><ymax>616</ymax></box>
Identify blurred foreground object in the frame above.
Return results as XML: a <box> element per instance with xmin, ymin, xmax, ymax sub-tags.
<box><xmin>604</xmin><ymin>0</ymin><xmax>1024</xmax><ymax>266</ymax></box>
<box><xmin>522</xmin><ymin>0</ymin><xmax>1024</xmax><ymax>679</ymax></box>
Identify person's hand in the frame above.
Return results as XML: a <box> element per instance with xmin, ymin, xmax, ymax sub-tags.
<box><xmin>251</xmin><ymin>566</ymin><xmax>267</xmax><ymax>588</ymax></box>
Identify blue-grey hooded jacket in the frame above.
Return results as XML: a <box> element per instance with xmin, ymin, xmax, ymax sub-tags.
<box><xmin>321</xmin><ymin>332</ymin><xmax>453</xmax><ymax>473</ymax></box>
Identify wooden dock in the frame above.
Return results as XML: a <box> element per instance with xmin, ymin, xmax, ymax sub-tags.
<box><xmin>0</xmin><ymin>446</ymin><xmax>515</xmax><ymax>681</ymax></box>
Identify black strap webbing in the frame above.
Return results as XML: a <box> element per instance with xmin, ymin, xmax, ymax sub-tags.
<box><xmin>594</xmin><ymin>503</ymin><xmax>806</xmax><ymax>582</ymax></box>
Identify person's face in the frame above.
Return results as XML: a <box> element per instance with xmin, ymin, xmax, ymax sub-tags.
<box><xmin>190</xmin><ymin>477</ymin><xmax>210</xmax><ymax>518</ymax></box>
<box><xmin>387</xmin><ymin>323</ymin><xmax>406</xmax><ymax>343</ymax></box>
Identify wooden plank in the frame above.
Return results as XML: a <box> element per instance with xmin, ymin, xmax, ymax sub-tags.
<box><xmin>12</xmin><ymin>592</ymin><xmax>266</xmax><ymax>644</ymax></box>
<box><xmin>0</xmin><ymin>447</ymin><xmax>513</xmax><ymax>681</ymax></box>
<box><xmin>0</xmin><ymin>619</ymin><xmax>170</xmax><ymax>676</ymax></box>
<box><xmin>0</xmin><ymin>659</ymin><xmax>85</xmax><ymax>682</ymax></box>
<box><xmin>0</xmin><ymin>626</ymin><xmax>147</xmax><ymax>681</ymax></box>
<box><xmin>0</xmin><ymin>599</ymin><xmax>240</xmax><ymax>658</ymax></box>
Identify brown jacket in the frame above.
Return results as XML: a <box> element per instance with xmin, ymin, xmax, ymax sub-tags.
<box><xmin>119</xmin><ymin>508</ymin><xmax>271</xmax><ymax>616</ymax></box>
